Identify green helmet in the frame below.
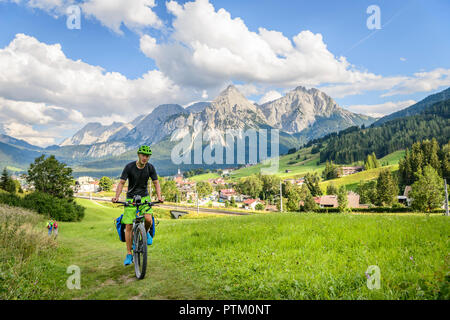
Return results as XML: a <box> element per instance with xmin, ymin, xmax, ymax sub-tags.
<box><xmin>137</xmin><ymin>145</ymin><xmax>152</xmax><ymax>155</ymax></box>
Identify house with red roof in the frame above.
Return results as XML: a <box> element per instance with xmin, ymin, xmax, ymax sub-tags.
<box><xmin>243</xmin><ymin>198</ymin><xmax>263</xmax><ymax>210</ymax></box>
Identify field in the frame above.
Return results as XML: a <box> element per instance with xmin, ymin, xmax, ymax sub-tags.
<box><xmin>188</xmin><ymin>172</ymin><xmax>221</xmax><ymax>182</ymax></box>
<box><xmin>320</xmin><ymin>165</ymin><xmax>399</xmax><ymax>192</ymax></box>
<box><xmin>380</xmin><ymin>150</ymin><xmax>406</xmax><ymax>166</ymax></box>
<box><xmin>1</xmin><ymin>199</ymin><xmax>448</xmax><ymax>300</ymax></box>
<box><xmin>228</xmin><ymin>147</ymin><xmax>325</xmax><ymax>181</ymax></box>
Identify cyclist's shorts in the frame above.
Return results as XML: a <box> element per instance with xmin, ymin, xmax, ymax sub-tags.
<box><xmin>122</xmin><ymin>196</ymin><xmax>153</xmax><ymax>225</ymax></box>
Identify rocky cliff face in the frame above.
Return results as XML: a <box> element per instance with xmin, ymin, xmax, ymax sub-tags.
<box><xmin>58</xmin><ymin>85</ymin><xmax>375</xmax><ymax>158</ymax></box>
<box><xmin>259</xmin><ymin>86</ymin><xmax>373</xmax><ymax>135</ymax></box>
<box><xmin>60</xmin><ymin>122</ymin><xmax>130</xmax><ymax>146</ymax></box>
<box><xmin>124</xmin><ymin>104</ymin><xmax>188</xmax><ymax>146</ymax></box>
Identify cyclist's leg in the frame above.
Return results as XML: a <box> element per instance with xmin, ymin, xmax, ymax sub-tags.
<box><xmin>125</xmin><ymin>224</ymin><xmax>133</xmax><ymax>254</ymax></box>
<box><xmin>141</xmin><ymin>196</ymin><xmax>153</xmax><ymax>233</ymax></box>
<box><xmin>122</xmin><ymin>198</ymin><xmax>136</xmax><ymax>255</ymax></box>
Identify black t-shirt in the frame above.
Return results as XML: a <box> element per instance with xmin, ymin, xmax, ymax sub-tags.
<box><xmin>120</xmin><ymin>161</ymin><xmax>158</xmax><ymax>199</ymax></box>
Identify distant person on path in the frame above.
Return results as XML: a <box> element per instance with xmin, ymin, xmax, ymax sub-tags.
<box><xmin>47</xmin><ymin>220</ymin><xmax>53</xmax><ymax>236</ymax></box>
<box><xmin>112</xmin><ymin>145</ymin><xmax>163</xmax><ymax>266</ymax></box>
<box><xmin>53</xmin><ymin>220</ymin><xmax>59</xmax><ymax>239</ymax></box>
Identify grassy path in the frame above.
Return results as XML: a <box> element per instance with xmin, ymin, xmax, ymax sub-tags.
<box><xmin>58</xmin><ymin>199</ymin><xmax>209</xmax><ymax>299</ymax></box>
<box><xmin>49</xmin><ymin>199</ymin><xmax>449</xmax><ymax>300</ymax></box>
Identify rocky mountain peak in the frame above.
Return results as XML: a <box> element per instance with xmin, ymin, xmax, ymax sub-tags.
<box><xmin>210</xmin><ymin>85</ymin><xmax>258</xmax><ymax>113</ymax></box>
<box><xmin>201</xmin><ymin>84</ymin><xmax>266</xmax><ymax>130</ymax></box>
<box><xmin>260</xmin><ymin>86</ymin><xmax>372</xmax><ymax>134</ymax></box>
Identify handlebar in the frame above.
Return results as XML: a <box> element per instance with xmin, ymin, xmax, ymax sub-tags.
<box><xmin>115</xmin><ymin>200</ymin><xmax>162</xmax><ymax>207</ymax></box>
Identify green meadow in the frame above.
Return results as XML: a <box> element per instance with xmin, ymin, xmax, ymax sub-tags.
<box><xmin>1</xmin><ymin>199</ymin><xmax>449</xmax><ymax>300</ymax></box>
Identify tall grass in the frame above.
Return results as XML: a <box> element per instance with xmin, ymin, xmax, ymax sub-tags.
<box><xmin>154</xmin><ymin>212</ymin><xmax>450</xmax><ymax>299</ymax></box>
<box><xmin>0</xmin><ymin>204</ymin><xmax>66</xmax><ymax>299</ymax></box>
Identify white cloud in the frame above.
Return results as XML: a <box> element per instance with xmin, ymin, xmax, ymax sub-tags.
<box><xmin>0</xmin><ymin>33</ymin><xmax>198</xmax><ymax>118</ymax></box>
<box><xmin>140</xmin><ymin>0</ymin><xmax>377</xmax><ymax>90</ymax></box>
<box><xmin>27</xmin><ymin>0</ymin><xmax>65</xmax><ymax>11</ymax></box>
<box><xmin>0</xmin><ymin>33</ymin><xmax>204</xmax><ymax>145</ymax></box>
<box><xmin>400</xmin><ymin>57</ymin><xmax>406</xmax><ymax>62</ymax></box>
<box><xmin>3</xmin><ymin>122</ymin><xmax>56</xmax><ymax>146</ymax></box>
<box><xmin>344</xmin><ymin>100</ymin><xmax>416</xmax><ymax>118</ymax></box>
<box><xmin>81</xmin><ymin>0</ymin><xmax>162</xmax><ymax>35</ymax></box>
<box><xmin>0</xmin><ymin>97</ymin><xmax>84</xmax><ymax>125</ymax></box>
<box><xmin>2</xmin><ymin>0</ymin><xmax>162</xmax><ymax>34</ymax></box>
<box><xmin>234</xmin><ymin>84</ymin><xmax>261</xmax><ymax>97</ymax></box>
<box><xmin>322</xmin><ymin>68</ymin><xmax>450</xmax><ymax>98</ymax></box>
<box><xmin>382</xmin><ymin>68</ymin><xmax>450</xmax><ymax>97</ymax></box>
<box><xmin>258</xmin><ymin>90</ymin><xmax>282</xmax><ymax>105</ymax></box>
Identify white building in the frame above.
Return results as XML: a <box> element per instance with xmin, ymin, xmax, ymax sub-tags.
<box><xmin>77</xmin><ymin>176</ymin><xmax>96</xmax><ymax>185</ymax></box>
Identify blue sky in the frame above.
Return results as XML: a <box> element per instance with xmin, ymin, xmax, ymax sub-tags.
<box><xmin>0</xmin><ymin>0</ymin><xmax>449</xmax><ymax>146</ymax></box>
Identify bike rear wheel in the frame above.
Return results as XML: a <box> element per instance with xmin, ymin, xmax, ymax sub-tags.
<box><xmin>133</xmin><ymin>223</ymin><xmax>147</xmax><ymax>279</ymax></box>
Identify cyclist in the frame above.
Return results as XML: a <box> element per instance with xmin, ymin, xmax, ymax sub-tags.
<box><xmin>112</xmin><ymin>145</ymin><xmax>163</xmax><ymax>266</ymax></box>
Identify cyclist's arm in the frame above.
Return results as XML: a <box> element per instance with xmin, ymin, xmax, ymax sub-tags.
<box><xmin>112</xmin><ymin>179</ymin><xmax>126</xmax><ymax>202</ymax></box>
<box><xmin>152</xmin><ymin>179</ymin><xmax>163</xmax><ymax>202</ymax></box>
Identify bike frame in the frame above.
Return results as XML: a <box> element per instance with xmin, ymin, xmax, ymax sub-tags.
<box><xmin>117</xmin><ymin>196</ymin><xmax>160</xmax><ymax>279</ymax></box>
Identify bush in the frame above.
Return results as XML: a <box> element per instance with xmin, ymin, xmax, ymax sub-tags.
<box><xmin>0</xmin><ymin>191</ymin><xmax>84</xmax><ymax>221</ymax></box>
<box><xmin>255</xmin><ymin>203</ymin><xmax>265</xmax><ymax>211</ymax></box>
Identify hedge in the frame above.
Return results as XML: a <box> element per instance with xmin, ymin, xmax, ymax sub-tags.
<box><xmin>0</xmin><ymin>191</ymin><xmax>84</xmax><ymax>221</ymax></box>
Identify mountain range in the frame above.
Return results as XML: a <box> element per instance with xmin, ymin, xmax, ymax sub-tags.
<box><xmin>58</xmin><ymin>85</ymin><xmax>375</xmax><ymax>152</ymax></box>
<box><xmin>2</xmin><ymin>85</ymin><xmax>448</xmax><ymax>177</ymax></box>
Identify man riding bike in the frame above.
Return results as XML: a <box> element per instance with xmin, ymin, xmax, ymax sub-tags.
<box><xmin>112</xmin><ymin>145</ymin><xmax>163</xmax><ymax>266</ymax></box>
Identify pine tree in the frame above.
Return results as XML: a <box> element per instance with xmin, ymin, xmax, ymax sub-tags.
<box><xmin>304</xmin><ymin>172</ymin><xmax>322</xmax><ymax>196</ymax></box>
<box><xmin>376</xmin><ymin>169</ymin><xmax>399</xmax><ymax>207</ymax></box>
<box><xmin>429</xmin><ymin>138</ymin><xmax>441</xmax><ymax>174</ymax></box>
<box><xmin>371</xmin><ymin>152</ymin><xmax>380</xmax><ymax>168</ymax></box>
<box><xmin>0</xmin><ymin>168</ymin><xmax>8</xmax><ymax>190</ymax></box>
<box><xmin>0</xmin><ymin>168</ymin><xmax>16</xmax><ymax>193</ymax></box>
<box><xmin>441</xmin><ymin>143</ymin><xmax>450</xmax><ymax>179</ymax></box>
<box><xmin>326</xmin><ymin>183</ymin><xmax>338</xmax><ymax>195</ymax></box>
<box><xmin>337</xmin><ymin>186</ymin><xmax>348</xmax><ymax>213</ymax></box>
<box><xmin>409</xmin><ymin>165</ymin><xmax>444</xmax><ymax>212</ymax></box>
<box><xmin>322</xmin><ymin>161</ymin><xmax>338</xmax><ymax>180</ymax></box>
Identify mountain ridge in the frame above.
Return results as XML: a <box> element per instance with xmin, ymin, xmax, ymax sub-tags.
<box><xmin>373</xmin><ymin>87</ymin><xmax>450</xmax><ymax>126</ymax></box>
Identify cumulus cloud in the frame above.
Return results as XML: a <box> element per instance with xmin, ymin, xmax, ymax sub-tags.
<box><xmin>0</xmin><ymin>33</ymin><xmax>203</xmax><ymax>146</ymax></box>
<box><xmin>81</xmin><ymin>0</ymin><xmax>162</xmax><ymax>34</ymax></box>
<box><xmin>140</xmin><ymin>0</ymin><xmax>378</xmax><ymax>90</ymax></box>
<box><xmin>2</xmin><ymin>0</ymin><xmax>162</xmax><ymax>34</ymax></box>
<box><xmin>0</xmin><ymin>97</ymin><xmax>84</xmax><ymax>125</ymax></box>
<box><xmin>344</xmin><ymin>100</ymin><xmax>416</xmax><ymax>118</ymax></box>
<box><xmin>3</xmin><ymin>122</ymin><xmax>57</xmax><ymax>146</ymax></box>
<box><xmin>0</xmin><ymin>33</ymin><xmax>197</xmax><ymax>118</ymax></box>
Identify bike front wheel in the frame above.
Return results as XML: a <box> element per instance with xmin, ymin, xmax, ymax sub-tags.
<box><xmin>133</xmin><ymin>223</ymin><xmax>148</xmax><ymax>280</ymax></box>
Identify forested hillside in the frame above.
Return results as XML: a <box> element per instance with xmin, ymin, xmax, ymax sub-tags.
<box><xmin>318</xmin><ymin>99</ymin><xmax>450</xmax><ymax>164</ymax></box>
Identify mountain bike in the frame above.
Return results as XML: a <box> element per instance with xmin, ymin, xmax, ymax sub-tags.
<box><xmin>117</xmin><ymin>196</ymin><xmax>160</xmax><ymax>279</ymax></box>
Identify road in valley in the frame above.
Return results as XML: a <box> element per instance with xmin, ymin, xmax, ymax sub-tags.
<box><xmin>74</xmin><ymin>195</ymin><xmax>251</xmax><ymax>216</ymax></box>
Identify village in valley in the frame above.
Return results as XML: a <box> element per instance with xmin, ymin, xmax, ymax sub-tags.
<box><xmin>72</xmin><ymin>162</ymin><xmax>413</xmax><ymax>212</ymax></box>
